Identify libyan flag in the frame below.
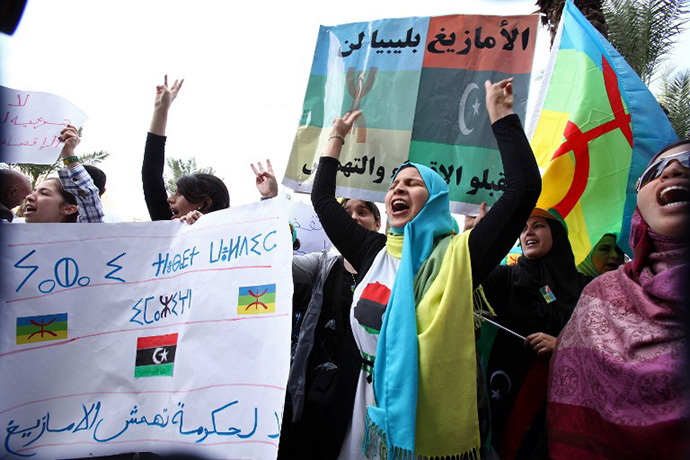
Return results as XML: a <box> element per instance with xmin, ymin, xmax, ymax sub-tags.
<box><xmin>529</xmin><ymin>0</ymin><xmax>677</xmax><ymax>263</ymax></box>
<box><xmin>135</xmin><ymin>333</ymin><xmax>178</xmax><ymax>378</ymax></box>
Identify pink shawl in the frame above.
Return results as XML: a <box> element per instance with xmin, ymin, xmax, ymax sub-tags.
<box><xmin>547</xmin><ymin>209</ymin><xmax>689</xmax><ymax>459</ymax></box>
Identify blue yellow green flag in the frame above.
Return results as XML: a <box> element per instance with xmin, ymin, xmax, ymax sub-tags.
<box><xmin>530</xmin><ymin>0</ymin><xmax>678</xmax><ymax>262</ymax></box>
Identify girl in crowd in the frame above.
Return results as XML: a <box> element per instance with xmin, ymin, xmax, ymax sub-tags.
<box><xmin>142</xmin><ymin>76</ymin><xmax>229</xmax><ymax>221</ymax></box>
<box><xmin>280</xmin><ymin>198</ymin><xmax>381</xmax><ymax>459</ymax></box>
<box><xmin>576</xmin><ymin>233</ymin><xmax>625</xmax><ymax>277</ymax></box>
<box><xmin>479</xmin><ymin>208</ymin><xmax>590</xmax><ymax>459</ymax></box>
<box><xmin>24</xmin><ymin>125</ymin><xmax>103</xmax><ymax>223</ymax></box>
<box><xmin>548</xmin><ymin>140</ymin><xmax>689</xmax><ymax>459</ymax></box>
<box><xmin>311</xmin><ymin>78</ymin><xmax>541</xmax><ymax>459</ymax></box>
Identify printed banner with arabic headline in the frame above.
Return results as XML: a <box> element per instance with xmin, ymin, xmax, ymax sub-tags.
<box><xmin>283</xmin><ymin>14</ymin><xmax>538</xmax><ymax>214</ymax></box>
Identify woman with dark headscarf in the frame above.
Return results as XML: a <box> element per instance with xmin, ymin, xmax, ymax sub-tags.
<box><xmin>479</xmin><ymin>208</ymin><xmax>591</xmax><ymax>459</ymax></box>
<box><xmin>548</xmin><ymin>139</ymin><xmax>689</xmax><ymax>459</ymax></box>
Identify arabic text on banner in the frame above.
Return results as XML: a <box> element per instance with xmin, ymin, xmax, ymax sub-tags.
<box><xmin>0</xmin><ymin>85</ymin><xmax>88</xmax><ymax>165</ymax></box>
<box><xmin>284</xmin><ymin>14</ymin><xmax>538</xmax><ymax>214</ymax></box>
<box><xmin>0</xmin><ymin>199</ymin><xmax>293</xmax><ymax>460</ymax></box>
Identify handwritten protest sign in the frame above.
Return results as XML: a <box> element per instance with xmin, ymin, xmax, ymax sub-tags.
<box><xmin>0</xmin><ymin>199</ymin><xmax>293</xmax><ymax>459</ymax></box>
<box><xmin>284</xmin><ymin>14</ymin><xmax>538</xmax><ymax>214</ymax></box>
<box><xmin>0</xmin><ymin>85</ymin><xmax>87</xmax><ymax>165</ymax></box>
<box><xmin>286</xmin><ymin>200</ymin><xmax>332</xmax><ymax>255</ymax></box>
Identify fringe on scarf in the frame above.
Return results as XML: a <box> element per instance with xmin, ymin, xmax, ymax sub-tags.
<box><xmin>364</xmin><ymin>414</ymin><xmax>480</xmax><ymax>460</ymax></box>
<box><xmin>472</xmin><ymin>285</ymin><xmax>495</xmax><ymax>329</ymax></box>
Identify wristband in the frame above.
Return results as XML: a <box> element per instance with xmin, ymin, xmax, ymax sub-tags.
<box><xmin>328</xmin><ymin>134</ymin><xmax>345</xmax><ymax>145</ymax></box>
<box><xmin>62</xmin><ymin>156</ymin><xmax>79</xmax><ymax>165</ymax></box>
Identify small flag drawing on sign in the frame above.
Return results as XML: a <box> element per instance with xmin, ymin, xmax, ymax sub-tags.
<box><xmin>238</xmin><ymin>284</ymin><xmax>276</xmax><ymax>315</ymax></box>
<box><xmin>16</xmin><ymin>313</ymin><xmax>68</xmax><ymax>345</ymax></box>
<box><xmin>135</xmin><ymin>333</ymin><xmax>178</xmax><ymax>378</ymax></box>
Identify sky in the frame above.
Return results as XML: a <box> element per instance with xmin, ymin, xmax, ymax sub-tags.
<box><xmin>1</xmin><ymin>0</ymin><xmax>688</xmax><ymax>221</ymax></box>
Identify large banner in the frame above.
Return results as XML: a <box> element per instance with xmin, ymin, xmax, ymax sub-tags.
<box><xmin>0</xmin><ymin>199</ymin><xmax>293</xmax><ymax>459</ymax></box>
<box><xmin>284</xmin><ymin>14</ymin><xmax>538</xmax><ymax>214</ymax></box>
<box><xmin>0</xmin><ymin>86</ymin><xmax>88</xmax><ymax>165</ymax></box>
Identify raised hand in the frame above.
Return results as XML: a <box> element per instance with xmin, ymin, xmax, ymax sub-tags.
<box><xmin>331</xmin><ymin>110</ymin><xmax>362</xmax><ymax>138</ymax></box>
<box><xmin>484</xmin><ymin>78</ymin><xmax>514</xmax><ymax>124</ymax></box>
<box><xmin>154</xmin><ymin>75</ymin><xmax>184</xmax><ymax>111</ymax></box>
<box><xmin>251</xmin><ymin>159</ymin><xmax>278</xmax><ymax>199</ymax></box>
<box><xmin>59</xmin><ymin>125</ymin><xmax>80</xmax><ymax>159</ymax></box>
<box><xmin>322</xmin><ymin>110</ymin><xmax>362</xmax><ymax>160</ymax></box>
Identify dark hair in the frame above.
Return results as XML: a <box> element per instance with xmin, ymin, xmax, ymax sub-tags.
<box><xmin>176</xmin><ymin>173</ymin><xmax>229</xmax><ymax>213</ymax></box>
<box><xmin>83</xmin><ymin>165</ymin><xmax>106</xmax><ymax>196</ymax></box>
<box><xmin>45</xmin><ymin>178</ymin><xmax>78</xmax><ymax>223</ymax></box>
<box><xmin>341</xmin><ymin>198</ymin><xmax>381</xmax><ymax>222</ymax></box>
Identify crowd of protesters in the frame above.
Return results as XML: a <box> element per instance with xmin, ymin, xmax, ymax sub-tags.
<box><xmin>0</xmin><ymin>74</ymin><xmax>688</xmax><ymax>460</ymax></box>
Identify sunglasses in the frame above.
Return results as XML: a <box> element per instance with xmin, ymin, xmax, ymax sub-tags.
<box><xmin>635</xmin><ymin>150</ymin><xmax>690</xmax><ymax>192</ymax></box>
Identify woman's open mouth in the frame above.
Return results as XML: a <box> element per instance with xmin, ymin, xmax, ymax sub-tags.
<box><xmin>658</xmin><ymin>185</ymin><xmax>689</xmax><ymax>208</ymax></box>
<box><xmin>391</xmin><ymin>199</ymin><xmax>410</xmax><ymax>215</ymax></box>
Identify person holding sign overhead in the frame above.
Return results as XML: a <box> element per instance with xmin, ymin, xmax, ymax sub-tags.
<box><xmin>311</xmin><ymin>78</ymin><xmax>541</xmax><ymax>459</ymax></box>
<box><xmin>23</xmin><ymin>125</ymin><xmax>104</xmax><ymax>223</ymax></box>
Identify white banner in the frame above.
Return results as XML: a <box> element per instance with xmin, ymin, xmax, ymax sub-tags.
<box><xmin>0</xmin><ymin>199</ymin><xmax>293</xmax><ymax>459</ymax></box>
<box><xmin>0</xmin><ymin>86</ymin><xmax>88</xmax><ymax>164</ymax></box>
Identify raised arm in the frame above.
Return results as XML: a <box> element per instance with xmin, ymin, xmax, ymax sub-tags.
<box><xmin>251</xmin><ymin>159</ymin><xmax>279</xmax><ymax>199</ymax></box>
<box><xmin>468</xmin><ymin>79</ymin><xmax>541</xmax><ymax>287</ymax></box>
<box><xmin>57</xmin><ymin>126</ymin><xmax>104</xmax><ymax>223</ymax></box>
<box><xmin>142</xmin><ymin>75</ymin><xmax>184</xmax><ymax>221</ymax></box>
<box><xmin>311</xmin><ymin>111</ymin><xmax>385</xmax><ymax>271</ymax></box>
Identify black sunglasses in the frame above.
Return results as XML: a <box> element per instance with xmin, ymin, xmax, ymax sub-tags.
<box><xmin>635</xmin><ymin>150</ymin><xmax>690</xmax><ymax>192</ymax></box>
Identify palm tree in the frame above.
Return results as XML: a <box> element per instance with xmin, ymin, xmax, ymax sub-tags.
<box><xmin>604</xmin><ymin>0</ymin><xmax>688</xmax><ymax>84</ymax></box>
<box><xmin>658</xmin><ymin>70</ymin><xmax>690</xmax><ymax>138</ymax></box>
<box><xmin>536</xmin><ymin>0</ymin><xmax>609</xmax><ymax>43</ymax></box>
<box><xmin>14</xmin><ymin>150</ymin><xmax>110</xmax><ymax>188</ymax></box>
<box><xmin>164</xmin><ymin>157</ymin><xmax>216</xmax><ymax>195</ymax></box>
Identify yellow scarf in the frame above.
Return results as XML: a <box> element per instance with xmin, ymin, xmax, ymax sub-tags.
<box><xmin>385</xmin><ymin>230</ymin><xmax>480</xmax><ymax>457</ymax></box>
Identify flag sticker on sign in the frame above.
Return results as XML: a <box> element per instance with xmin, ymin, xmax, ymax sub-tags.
<box><xmin>134</xmin><ymin>333</ymin><xmax>178</xmax><ymax>378</ymax></box>
<box><xmin>238</xmin><ymin>284</ymin><xmax>276</xmax><ymax>315</ymax></box>
<box><xmin>16</xmin><ymin>313</ymin><xmax>68</xmax><ymax>345</ymax></box>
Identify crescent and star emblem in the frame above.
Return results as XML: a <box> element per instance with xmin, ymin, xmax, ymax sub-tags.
<box><xmin>458</xmin><ymin>83</ymin><xmax>482</xmax><ymax>135</ymax></box>
<box><xmin>490</xmin><ymin>370</ymin><xmax>513</xmax><ymax>401</ymax></box>
<box><xmin>152</xmin><ymin>347</ymin><xmax>169</xmax><ymax>364</ymax></box>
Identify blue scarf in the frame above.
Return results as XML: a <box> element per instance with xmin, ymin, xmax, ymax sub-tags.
<box><xmin>366</xmin><ymin>162</ymin><xmax>454</xmax><ymax>456</ymax></box>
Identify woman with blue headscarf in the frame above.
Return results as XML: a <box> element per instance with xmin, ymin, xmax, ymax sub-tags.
<box><xmin>311</xmin><ymin>79</ymin><xmax>541</xmax><ymax>459</ymax></box>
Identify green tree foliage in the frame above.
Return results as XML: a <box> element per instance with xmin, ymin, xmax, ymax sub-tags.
<box><xmin>13</xmin><ymin>150</ymin><xmax>110</xmax><ymax>189</ymax></box>
<box><xmin>659</xmin><ymin>69</ymin><xmax>690</xmax><ymax>138</ymax></box>
<box><xmin>164</xmin><ymin>157</ymin><xmax>216</xmax><ymax>195</ymax></box>
<box><xmin>604</xmin><ymin>0</ymin><xmax>688</xmax><ymax>84</ymax></box>
<box><xmin>536</xmin><ymin>0</ymin><xmax>609</xmax><ymax>43</ymax></box>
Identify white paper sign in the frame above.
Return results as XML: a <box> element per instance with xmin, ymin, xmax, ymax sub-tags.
<box><xmin>0</xmin><ymin>199</ymin><xmax>293</xmax><ymax>460</ymax></box>
<box><xmin>286</xmin><ymin>200</ymin><xmax>332</xmax><ymax>255</ymax></box>
<box><xmin>0</xmin><ymin>85</ymin><xmax>88</xmax><ymax>164</ymax></box>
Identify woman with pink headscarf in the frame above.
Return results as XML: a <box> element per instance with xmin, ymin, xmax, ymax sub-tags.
<box><xmin>547</xmin><ymin>140</ymin><xmax>690</xmax><ymax>459</ymax></box>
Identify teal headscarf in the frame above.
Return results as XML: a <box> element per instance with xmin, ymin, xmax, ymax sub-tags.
<box><xmin>367</xmin><ymin>162</ymin><xmax>454</xmax><ymax>456</ymax></box>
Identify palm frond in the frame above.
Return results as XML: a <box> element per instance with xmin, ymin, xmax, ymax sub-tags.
<box><xmin>604</xmin><ymin>0</ymin><xmax>688</xmax><ymax>83</ymax></box>
<box><xmin>658</xmin><ymin>69</ymin><xmax>690</xmax><ymax>138</ymax></box>
<box><xmin>164</xmin><ymin>157</ymin><xmax>217</xmax><ymax>195</ymax></box>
